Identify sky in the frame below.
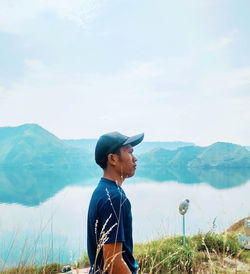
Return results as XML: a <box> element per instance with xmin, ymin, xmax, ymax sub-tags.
<box><xmin>0</xmin><ymin>0</ymin><xmax>249</xmax><ymax>146</ymax></box>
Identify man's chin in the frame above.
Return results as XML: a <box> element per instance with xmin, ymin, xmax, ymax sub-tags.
<box><xmin>128</xmin><ymin>170</ymin><xmax>135</xmax><ymax>178</ymax></box>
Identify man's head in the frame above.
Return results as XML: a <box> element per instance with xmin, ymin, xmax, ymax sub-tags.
<box><xmin>95</xmin><ymin>131</ymin><xmax>144</xmax><ymax>170</ymax></box>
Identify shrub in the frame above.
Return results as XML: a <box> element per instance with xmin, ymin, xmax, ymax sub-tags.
<box><xmin>0</xmin><ymin>263</ymin><xmax>61</xmax><ymax>274</ymax></box>
<box><xmin>192</xmin><ymin>232</ymin><xmax>240</xmax><ymax>256</ymax></box>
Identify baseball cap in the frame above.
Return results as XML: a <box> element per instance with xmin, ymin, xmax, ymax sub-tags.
<box><xmin>95</xmin><ymin>131</ymin><xmax>144</xmax><ymax>168</ymax></box>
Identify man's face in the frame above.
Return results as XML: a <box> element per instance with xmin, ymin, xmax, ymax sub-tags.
<box><xmin>116</xmin><ymin>144</ymin><xmax>137</xmax><ymax>178</ymax></box>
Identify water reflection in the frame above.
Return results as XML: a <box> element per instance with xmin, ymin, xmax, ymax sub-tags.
<box><xmin>0</xmin><ymin>166</ymin><xmax>249</xmax><ymax>206</ymax></box>
<box><xmin>0</xmin><ymin>186</ymin><xmax>91</xmax><ymax>269</ymax></box>
<box><xmin>136</xmin><ymin>166</ymin><xmax>250</xmax><ymax>189</ymax></box>
<box><xmin>0</xmin><ymin>166</ymin><xmax>100</xmax><ymax>206</ymax></box>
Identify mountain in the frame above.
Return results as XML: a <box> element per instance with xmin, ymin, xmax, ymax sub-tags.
<box><xmin>188</xmin><ymin>142</ymin><xmax>250</xmax><ymax>168</ymax></box>
<box><xmin>131</xmin><ymin>141</ymin><xmax>195</xmax><ymax>154</ymax></box>
<box><xmin>1</xmin><ymin>124</ymin><xmax>249</xmax><ymax>169</ymax></box>
<box><xmin>139</xmin><ymin>142</ymin><xmax>250</xmax><ymax>168</ymax></box>
<box><xmin>136</xmin><ymin>142</ymin><xmax>250</xmax><ymax>189</ymax></box>
<box><xmin>1</xmin><ymin>125</ymin><xmax>249</xmax><ymax>169</ymax></box>
<box><xmin>0</xmin><ymin>124</ymin><xmax>100</xmax><ymax>205</ymax></box>
<box><xmin>0</xmin><ymin>124</ymin><xmax>96</xmax><ymax>172</ymax></box>
<box><xmin>64</xmin><ymin>139</ymin><xmax>97</xmax><ymax>153</ymax></box>
<box><xmin>64</xmin><ymin>139</ymin><xmax>194</xmax><ymax>154</ymax></box>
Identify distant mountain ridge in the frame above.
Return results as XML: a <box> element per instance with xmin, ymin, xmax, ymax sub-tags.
<box><xmin>0</xmin><ymin>124</ymin><xmax>249</xmax><ymax>169</ymax></box>
<box><xmin>139</xmin><ymin>142</ymin><xmax>250</xmax><ymax>168</ymax></box>
<box><xmin>64</xmin><ymin>139</ymin><xmax>195</xmax><ymax>154</ymax></box>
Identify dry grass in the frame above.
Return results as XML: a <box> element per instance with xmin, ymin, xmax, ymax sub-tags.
<box><xmin>0</xmin><ymin>263</ymin><xmax>62</xmax><ymax>274</ymax></box>
<box><xmin>225</xmin><ymin>216</ymin><xmax>250</xmax><ymax>234</ymax></box>
<box><xmin>2</xmin><ymin>212</ymin><xmax>250</xmax><ymax>274</ymax></box>
<box><xmin>1</xmin><ymin>232</ymin><xmax>250</xmax><ymax>274</ymax></box>
<box><xmin>134</xmin><ymin>232</ymin><xmax>250</xmax><ymax>273</ymax></box>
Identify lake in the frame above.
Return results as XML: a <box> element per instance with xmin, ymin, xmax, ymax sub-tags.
<box><xmin>0</xmin><ymin>166</ymin><xmax>249</xmax><ymax>269</ymax></box>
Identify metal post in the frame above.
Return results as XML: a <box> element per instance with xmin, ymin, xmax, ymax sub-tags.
<box><xmin>183</xmin><ymin>215</ymin><xmax>186</xmax><ymax>244</ymax></box>
<box><xmin>179</xmin><ymin>199</ymin><xmax>189</xmax><ymax>245</ymax></box>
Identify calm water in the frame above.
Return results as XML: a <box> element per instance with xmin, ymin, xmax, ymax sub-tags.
<box><xmin>0</xmin><ymin>167</ymin><xmax>250</xmax><ymax>269</ymax></box>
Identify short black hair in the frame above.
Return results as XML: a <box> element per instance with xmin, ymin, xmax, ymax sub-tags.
<box><xmin>100</xmin><ymin>146</ymin><xmax>122</xmax><ymax>169</ymax></box>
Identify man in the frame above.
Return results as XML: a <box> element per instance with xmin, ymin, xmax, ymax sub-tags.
<box><xmin>87</xmin><ymin>131</ymin><xmax>144</xmax><ymax>274</ymax></box>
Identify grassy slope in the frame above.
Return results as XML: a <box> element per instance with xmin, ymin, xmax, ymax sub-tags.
<box><xmin>133</xmin><ymin>216</ymin><xmax>250</xmax><ymax>273</ymax></box>
<box><xmin>1</xmin><ymin>219</ymin><xmax>250</xmax><ymax>274</ymax></box>
<box><xmin>134</xmin><ymin>232</ymin><xmax>250</xmax><ymax>273</ymax></box>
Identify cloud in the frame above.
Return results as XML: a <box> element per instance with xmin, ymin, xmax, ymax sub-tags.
<box><xmin>1</xmin><ymin>52</ymin><xmax>249</xmax><ymax>146</ymax></box>
<box><xmin>210</xmin><ymin>67</ymin><xmax>250</xmax><ymax>92</ymax></box>
<box><xmin>0</xmin><ymin>0</ymin><xmax>106</xmax><ymax>33</ymax></box>
<box><xmin>124</xmin><ymin>61</ymin><xmax>163</xmax><ymax>79</ymax></box>
<box><xmin>206</xmin><ymin>29</ymin><xmax>239</xmax><ymax>51</ymax></box>
<box><xmin>0</xmin><ymin>59</ymin><xmax>175</xmax><ymax>138</ymax></box>
<box><xmin>0</xmin><ymin>19</ymin><xmax>249</xmax><ymax>145</ymax></box>
<box><xmin>0</xmin><ymin>85</ymin><xmax>8</xmax><ymax>100</ymax></box>
<box><xmin>39</xmin><ymin>0</ymin><xmax>106</xmax><ymax>26</ymax></box>
<box><xmin>24</xmin><ymin>59</ymin><xmax>46</xmax><ymax>71</ymax></box>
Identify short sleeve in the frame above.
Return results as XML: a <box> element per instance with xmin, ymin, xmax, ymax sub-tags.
<box><xmin>98</xmin><ymin>193</ymin><xmax>125</xmax><ymax>244</ymax></box>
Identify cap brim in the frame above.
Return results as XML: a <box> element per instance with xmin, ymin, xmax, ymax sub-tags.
<box><xmin>123</xmin><ymin>133</ymin><xmax>144</xmax><ymax>147</ymax></box>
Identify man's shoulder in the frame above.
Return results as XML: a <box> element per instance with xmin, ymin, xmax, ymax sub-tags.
<box><xmin>91</xmin><ymin>180</ymin><xmax>121</xmax><ymax>202</ymax></box>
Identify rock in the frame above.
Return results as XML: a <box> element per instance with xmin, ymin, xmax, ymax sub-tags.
<box><xmin>223</xmin><ymin>257</ymin><xmax>250</xmax><ymax>272</ymax></box>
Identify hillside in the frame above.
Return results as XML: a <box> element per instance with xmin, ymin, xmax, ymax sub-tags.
<box><xmin>0</xmin><ymin>124</ymin><xmax>93</xmax><ymax>168</ymax></box>
<box><xmin>139</xmin><ymin>142</ymin><xmax>250</xmax><ymax>169</ymax></box>
<box><xmin>0</xmin><ymin>124</ymin><xmax>99</xmax><ymax>205</ymax></box>
<box><xmin>3</xmin><ymin>124</ymin><xmax>248</xmax><ymax>169</ymax></box>
<box><xmin>188</xmin><ymin>142</ymin><xmax>250</xmax><ymax>168</ymax></box>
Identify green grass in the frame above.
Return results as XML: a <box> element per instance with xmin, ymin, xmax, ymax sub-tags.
<box><xmin>76</xmin><ymin>251</ymin><xmax>90</xmax><ymax>268</ymax></box>
<box><xmin>0</xmin><ymin>263</ymin><xmax>62</xmax><ymax>274</ymax></box>
<box><xmin>134</xmin><ymin>232</ymin><xmax>250</xmax><ymax>273</ymax></box>
<box><xmin>1</xmin><ymin>232</ymin><xmax>249</xmax><ymax>274</ymax></box>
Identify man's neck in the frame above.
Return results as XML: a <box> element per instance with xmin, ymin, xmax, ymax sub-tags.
<box><xmin>103</xmin><ymin>171</ymin><xmax>124</xmax><ymax>186</ymax></box>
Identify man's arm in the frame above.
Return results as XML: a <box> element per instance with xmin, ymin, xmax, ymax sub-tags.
<box><xmin>103</xmin><ymin>242</ymin><xmax>131</xmax><ymax>274</ymax></box>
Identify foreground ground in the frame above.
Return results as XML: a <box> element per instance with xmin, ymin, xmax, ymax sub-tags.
<box><xmin>1</xmin><ymin>217</ymin><xmax>249</xmax><ymax>273</ymax></box>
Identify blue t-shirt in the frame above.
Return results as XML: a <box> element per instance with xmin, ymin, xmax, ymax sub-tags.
<box><xmin>87</xmin><ymin>177</ymin><xmax>138</xmax><ymax>274</ymax></box>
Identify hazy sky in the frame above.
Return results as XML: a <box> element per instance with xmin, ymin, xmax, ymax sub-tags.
<box><xmin>0</xmin><ymin>0</ymin><xmax>249</xmax><ymax>145</ymax></box>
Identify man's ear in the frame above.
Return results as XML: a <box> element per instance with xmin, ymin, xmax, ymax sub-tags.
<box><xmin>107</xmin><ymin>153</ymin><xmax>118</xmax><ymax>166</ymax></box>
